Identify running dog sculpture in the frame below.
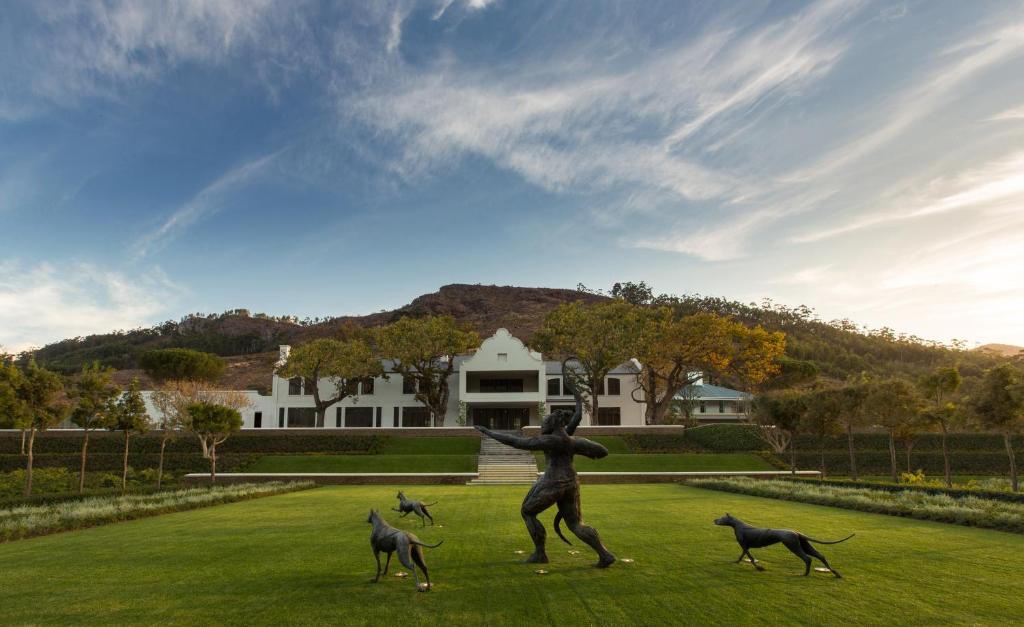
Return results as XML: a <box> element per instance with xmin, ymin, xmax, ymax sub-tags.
<box><xmin>367</xmin><ymin>510</ymin><xmax>443</xmax><ymax>591</ymax></box>
<box><xmin>714</xmin><ymin>513</ymin><xmax>852</xmax><ymax>577</ymax></box>
<box><xmin>475</xmin><ymin>379</ymin><xmax>616</xmax><ymax>568</ymax></box>
<box><xmin>392</xmin><ymin>491</ymin><xmax>436</xmax><ymax>527</ymax></box>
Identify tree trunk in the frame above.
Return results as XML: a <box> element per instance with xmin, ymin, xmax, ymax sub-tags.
<box><xmin>789</xmin><ymin>438</ymin><xmax>797</xmax><ymax>474</ymax></box>
<box><xmin>210</xmin><ymin>441</ymin><xmax>217</xmax><ymax>484</ymax></box>
<box><xmin>157</xmin><ymin>436</ymin><xmax>168</xmax><ymax>489</ymax></box>
<box><xmin>20</xmin><ymin>428</ymin><xmax>26</xmax><ymax>455</ymax></box>
<box><xmin>888</xmin><ymin>430</ymin><xmax>898</xmax><ymax>483</ymax></box>
<box><xmin>590</xmin><ymin>376</ymin><xmax>600</xmax><ymax>426</ymax></box>
<box><xmin>121</xmin><ymin>430</ymin><xmax>130</xmax><ymax>496</ymax></box>
<box><xmin>905</xmin><ymin>441</ymin><xmax>914</xmax><ymax>473</ymax></box>
<box><xmin>78</xmin><ymin>429</ymin><xmax>90</xmax><ymax>494</ymax></box>
<box><xmin>846</xmin><ymin>424</ymin><xmax>858</xmax><ymax>480</ymax></box>
<box><xmin>1005</xmin><ymin>433</ymin><xmax>1018</xmax><ymax>492</ymax></box>
<box><xmin>23</xmin><ymin>428</ymin><xmax>36</xmax><ymax>497</ymax></box>
<box><xmin>819</xmin><ymin>440</ymin><xmax>827</xmax><ymax>479</ymax></box>
<box><xmin>941</xmin><ymin>424</ymin><xmax>952</xmax><ymax>488</ymax></box>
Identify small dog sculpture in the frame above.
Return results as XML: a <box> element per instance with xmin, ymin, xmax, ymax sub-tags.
<box><xmin>714</xmin><ymin>513</ymin><xmax>852</xmax><ymax>578</ymax></box>
<box><xmin>392</xmin><ymin>491</ymin><xmax>437</xmax><ymax>527</ymax></box>
<box><xmin>367</xmin><ymin>509</ymin><xmax>443</xmax><ymax>591</ymax></box>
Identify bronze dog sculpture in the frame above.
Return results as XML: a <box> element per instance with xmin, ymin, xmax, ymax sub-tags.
<box><xmin>475</xmin><ymin>380</ymin><xmax>615</xmax><ymax>568</ymax></box>
<box><xmin>714</xmin><ymin>513</ymin><xmax>852</xmax><ymax>577</ymax></box>
<box><xmin>392</xmin><ymin>491</ymin><xmax>436</xmax><ymax>527</ymax></box>
<box><xmin>367</xmin><ymin>509</ymin><xmax>443</xmax><ymax>591</ymax></box>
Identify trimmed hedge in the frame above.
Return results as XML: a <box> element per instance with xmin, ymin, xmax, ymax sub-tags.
<box><xmin>779</xmin><ymin>477</ymin><xmax>1024</xmax><ymax>504</ymax></box>
<box><xmin>0</xmin><ymin>453</ymin><xmax>257</xmax><ymax>473</ymax></box>
<box><xmin>0</xmin><ymin>432</ymin><xmax>384</xmax><ymax>455</ymax></box>
<box><xmin>623</xmin><ymin>424</ymin><xmax>764</xmax><ymax>453</ymax></box>
<box><xmin>793</xmin><ymin>432</ymin><xmax>1024</xmax><ymax>452</ymax></box>
<box><xmin>790</xmin><ymin>451</ymin><xmax>1023</xmax><ymax>475</ymax></box>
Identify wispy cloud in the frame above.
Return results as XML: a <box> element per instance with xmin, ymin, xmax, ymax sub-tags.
<box><xmin>0</xmin><ymin>260</ymin><xmax>184</xmax><ymax>352</ymax></box>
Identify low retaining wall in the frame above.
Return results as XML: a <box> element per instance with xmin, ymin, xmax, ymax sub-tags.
<box><xmin>521</xmin><ymin>426</ymin><xmax>687</xmax><ymax>436</ymax></box>
<box><xmin>183</xmin><ymin>472</ymin><xmax>478</xmax><ymax>486</ymax></box>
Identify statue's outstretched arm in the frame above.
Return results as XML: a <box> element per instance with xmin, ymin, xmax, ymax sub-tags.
<box><xmin>562</xmin><ymin>361</ymin><xmax>584</xmax><ymax>436</ymax></box>
<box><xmin>573</xmin><ymin>437</ymin><xmax>609</xmax><ymax>460</ymax></box>
<box><xmin>475</xmin><ymin>425</ymin><xmax>550</xmax><ymax>451</ymax></box>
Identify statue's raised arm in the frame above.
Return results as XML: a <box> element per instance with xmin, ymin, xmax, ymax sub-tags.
<box><xmin>562</xmin><ymin>360</ymin><xmax>584</xmax><ymax>435</ymax></box>
<box><xmin>475</xmin><ymin>425</ymin><xmax>551</xmax><ymax>451</ymax></box>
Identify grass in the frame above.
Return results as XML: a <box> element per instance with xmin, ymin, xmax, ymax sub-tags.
<box><xmin>244</xmin><ymin>454</ymin><xmax>477</xmax><ymax>473</ymax></box>
<box><xmin>1</xmin><ymin>484</ymin><xmax>1021</xmax><ymax>624</ymax></box>
<box><xmin>536</xmin><ymin>452</ymin><xmax>775</xmax><ymax>472</ymax></box>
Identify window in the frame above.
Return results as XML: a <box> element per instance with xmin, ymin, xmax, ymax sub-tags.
<box><xmin>288</xmin><ymin>377</ymin><xmax>302</xmax><ymax>395</ymax></box>
<box><xmin>497</xmin><ymin>353</ymin><xmax>508</xmax><ymax>362</ymax></box>
<box><xmin>304</xmin><ymin>380</ymin><xmax>314</xmax><ymax>396</ymax></box>
<box><xmin>278</xmin><ymin>408</ymin><xmax>285</xmax><ymax>428</ymax></box>
<box><xmin>393</xmin><ymin>407</ymin><xmax>400</xmax><ymax>428</ymax></box>
<box><xmin>345</xmin><ymin>407</ymin><xmax>373</xmax><ymax>428</ymax></box>
<box><xmin>607</xmin><ymin>378</ymin><xmax>620</xmax><ymax>396</ymax></box>
<box><xmin>402</xmin><ymin>377</ymin><xmax>417</xmax><ymax>394</ymax></box>
<box><xmin>336</xmin><ymin>407</ymin><xmax>342</xmax><ymax>428</ymax></box>
<box><xmin>402</xmin><ymin>407</ymin><xmax>431</xmax><ymax>427</ymax></box>
<box><xmin>253</xmin><ymin>411</ymin><xmax>262</xmax><ymax>429</ymax></box>
<box><xmin>287</xmin><ymin>407</ymin><xmax>317</xmax><ymax>428</ymax></box>
<box><xmin>699</xmin><ymin>402</ymin><xmax>706</xmax><ymax>414</ymax></box>
<box><xmin>361</xmin><ymin>378</ymin><xmax>375</xmax><ymax>395</ymax></box>
<box><xmin>718</xmin><ymin>400</ymin><xmax>725</xmax><ymax>413</ymax></box>
<box><xmin>376</xmin><ymin>407</ymin><xmax>382</xmax><ymax>428</ymax></box>
<box><xmin>547</xmin><ymin>378</ymin><xmax>561</xmax><ymax>396</ymax></box>
<box><xmin>479</xmin><ymin>378</ymin><xmax>524</xmax><ymax>393</ymax></box>
<box><xmin>596</xmin><ymin>407</ymin><xmax>621</xmax><ymax>426</ymax></box>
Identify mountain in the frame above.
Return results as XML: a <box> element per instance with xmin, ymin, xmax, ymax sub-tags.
<box><xmin>973</xmin><ymin>343</ymin><xmax>1024</xmax><ymax>357</ymax></box>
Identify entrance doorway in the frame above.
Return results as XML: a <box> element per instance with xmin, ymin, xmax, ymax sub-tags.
<box><xmin>471</xmin><ymin>407</ymin><xmax>529</xmax><ymax>430</ymax></box>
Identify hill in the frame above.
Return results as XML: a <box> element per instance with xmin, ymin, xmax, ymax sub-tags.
<box><xmin>27</xmin><ymin>283</ymin><xmax>1004</xmax><ymax>391</ymax></box>
<box><xmin>973</xmin><ymin>343</ymin><xmax>1023</xmax><ymax>357</ymax></box>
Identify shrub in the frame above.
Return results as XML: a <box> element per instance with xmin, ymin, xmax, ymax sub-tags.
<box><xmin>140</xmin><ymin>348</ymin><xmax>226</xmax><ymax>383</ymax></box>
<box><xmin>683</xmin><ymin>424</ymin><xmax>764</xmax><ymax>451</ymax></box>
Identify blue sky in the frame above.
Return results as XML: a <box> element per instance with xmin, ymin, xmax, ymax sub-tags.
<box><xmin>2</xmin><ymin>0</ymin><xmax>1023</xmax><ymax>352</ymax></box>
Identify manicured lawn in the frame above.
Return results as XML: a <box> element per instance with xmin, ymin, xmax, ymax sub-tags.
<box><xmin>245</xmin><ymin>454</ymin><xmax>478</xmax><ymax>473</ymax></box>
<box><xmin>380</xmin><ymin>437</ymin><xmax>480</xmax><ymax>455</ymax></box>
<box><xmin>536</xmin><ymin>452</ymin><xmax>775</xmax><ymax>472</ymax></box>
<box><xmin>0</xmin><ymin>485</ymin><xmax>1020</xmax><ymax>624</ymax></box>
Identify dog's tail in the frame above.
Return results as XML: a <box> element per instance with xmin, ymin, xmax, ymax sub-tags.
<box><xmin>411</xmin><ymin>539</ymin><xmax>444</xmax><ymax>549</ymax></box>
<box><xmin>553</xmin><ymin>512</ymin><xmax>572</xmax><ymax>546</ymax></box>
<box><xmin>423</xmin><ymin>501</ymin><xmax>438</xmax><ymax>506</ymax></box>
<box><xmin>805</xmin><ymin>533</ymin><xmax>855</xmax><ymax>545</ymax></box>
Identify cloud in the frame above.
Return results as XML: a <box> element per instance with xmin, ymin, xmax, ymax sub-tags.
<box><xmin>133</xmin><ymin>152</ymin><xmax>278</xmax><ymax>258</ymax></box>
<box><xmin>0</xmin><ymin>260</ymin><xmax>184</xmax><ymax>352</ymax></box>
<box><xmin>988</xmin><ymin>104</ymin><xmax>1024</xmax><ymax>121</ymax></box>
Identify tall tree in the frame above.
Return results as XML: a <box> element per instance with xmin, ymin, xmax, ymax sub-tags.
<box><xmin>802</xmin><ymin>388</ymin><xmax>844</xmax><ymax>478</ymax></box>
<box><xmin>152</xmin><ymin>381</ymin><xmax>250</xmax><ymax>462</ymax></box>
<box><xmin>69</xmin><ymin>362</ymin><xmax>121</xmax><ymax>493</ymax></box>
<box><xmin>972</xmin><ymin>363</ymin><xmax>1024</xmax><ymax>492</ymax></box>
<box><xmin>866</xmin><ymin>379</ymin><xmax>924</xmax><ymax>483</ymax></box>
<box><xmin>751</xmin><ymin>390</ymin><xmax>806</xmax><ymax>473</ymax></box>
<box><xmin>187</xmin><ymin>402</ymin><xmax>243</xmax><ymax>483</ymax></box>
<box><xmin>108</xmin><ymin>378</ymin><xmax>151</xmax><ymax>495</ymax></box>
<box><xmin>18</xmin><ymin>361</ymin><xmax>67</xmax><ymax>496</ymax></box>
<box><xmin>277</xmin><ymin>338</ymin><xmax>384</xmax><ymax>427</ymax></box>
<box><xmin>532</xmin><ymin>301</ymin><xmax>640</xmax><ymax>426</ymax></box>
<box><xmin>0</xmin><ymin>362</ymin><xmax>30</xmax><ymax>453</ymax></box>
<box><xmin>919</xmin><ymin>366</ymin><xmax>963</xmax><ymax>487</ymax></box>
<box><xmin>837</xmin><ymin>380</ymin><xmax>869</xmax><ymax>480</ymax></box>
<box><xmin>375</xmin><ymin>316</ymin><xmax>480</xmax><ymax>427</ymax></box>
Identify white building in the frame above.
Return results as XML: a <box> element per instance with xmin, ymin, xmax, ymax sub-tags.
<box><xmin>141</xmin><ymin>328</ymin><xmax>748</xmax><ymax>430</ymax></box>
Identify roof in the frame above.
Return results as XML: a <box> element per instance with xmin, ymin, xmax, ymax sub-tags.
<box><xmin>676</xmin><ymin>383</ymin><xmax>751</xmax><ymax>401</ymax></box>
<box><xmin>544</xmin><ymin>360</ymin><xmax>641</xmax><ymax>376</ymax></box>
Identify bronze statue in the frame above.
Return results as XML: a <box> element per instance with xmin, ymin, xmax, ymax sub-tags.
<box><xmin>475</xmin><ymin>383</ymin><xmax>616</xmax><ymax>568</ymax></box>
<box><xmin>393</xmin><ymin>491</ymin><xmax>437</xmax><ymax>527</ymax></box>
<box><xmin>367</xmin><ymin>509</ymin><xmax>443</xmax><ymax>591</ymax></box>
<box><xmin>714</xmin><ymin>513</ymin><xmax>852</xmax><ymax>577</ymax></box>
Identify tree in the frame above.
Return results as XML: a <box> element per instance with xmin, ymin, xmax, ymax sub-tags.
<box><xmin>763</xmin><ymin>356</ymin><xmax>820</xmax><ymax>390</ymax></box>
<box><xmin>375</xmin><ymin>316</ymin><xmax>480</xmax><ymax>427</ymax></box>
<box><xmin>108</xmin><ymin>378</ymin><xmax>151</xmax><ymax>495</ymax></box>
<box><xmin>533</xmin><ymin>301</ymin><xmax>640</xmax><ymax>426</ymax></box>
<box><xmin>69</xmin><ymin>362</ymin><xmax>120</xmax><ymax>493</ymax></box>
<box><xmin>0</xmin><ymin>362</ymin><xmax>30</xmax><ymax>453</ymax></box>
<box><xmin>150</xmin><ymin>380</ymin><xmax>250</xmax><ymax>474</ymax></box>
<box><xmin>920</xmin><ymin>366</ymin><xmax>963</xmax><ymax>487</ymax></box>
<box><xmin>18</xmin><ymin>361</ymin><xmax>67</xmax><ymax>496</ymax></box>
<box><xmin>837</xmin><ymin>380</ymin><xmax>869</xmax><ymax>480</ymax></box>
<box><xmin>277</xmin><ymin>338</ymin><xmax>384</xmax><ymax>427</ymax></box>
<box><xmin>187</xmin><ymin>402</ymin><xmax>243</xmax><ymax>483</ymax></box>
<box><xmin>972</xmin><ymin>363</ymin><xmax>1024</xmax><ymax>492</ymax></box>
<box><xmin>610</xmin><ymin>281</ymin><xmax>654</xmax><ymax>305</ymax></box>
<box><xmin>802</xmin><ymin>388</ymin><xmax>844</xmax><ymax>478</ymax></box>
<box><xmin>751</xmin><ymin>390</ymin><xmax>806</xmax><ymax>473</ymax></box>
<box><xmin>140</xmin><ymin>348</ymin><xmax>226</xmax><ymax>383</ymax></box>
<box><xmin>865</xmin><ymin>379</ymin><xmax>925</xmax><ymax>483</ymax></box>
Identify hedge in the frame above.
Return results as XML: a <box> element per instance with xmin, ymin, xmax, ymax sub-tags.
<box><xmin>0</xmin><ymin>432</ymin><xmax>384</xmax><ymax>455</ymax></box>
<box><xmin>778</xmin><ymin>477</ymin><xmax>1024</xmax><ymax>504</ymax></box>
<box><xmin>0</xmin><ymin>453</ymin><xmax>257</xmax><ymax>474</ymax></box>
<box><xmin>792</xmin><ymin>432</ymin><xmax>1024</xmax><ymax>453</ymax></box>
<box><xmin>623</xmin><ymin>424</ymin><xmax>765</xmax><ymax>453</ymax></box>
<box><xmin>789</xmin><ymin>451</ymin><xmax>1023</xmax><ymax>475</ymax></box>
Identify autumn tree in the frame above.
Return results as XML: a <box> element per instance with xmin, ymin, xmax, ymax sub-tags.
<box><xmin>802</xmin><ymin>388</ymin><xmax>844</xmax><ymax>478</ymax></box>
<box><xmin>375</xmin><ymin>316</ymin><xmax>480</xmax><ymax>427</ymax></box>
<box><xmin>532</xmin><ymin>301</ymin><xmax>641</xmax><ymax>426</ymax></box>
<box><xmin>108</xmin><ymin>378</ymin><xmax>151</xmax><ymax>495</ymax></box>
<box><xmin>18</xmin><ymin>361</ymin><xmax>68</xmax><ymax>496</ymax></box>
<box><xmin>972</xmin><ymin>363</ymin><xmax>1024</xmax><ymax>492</ymax></box>
<box><xmin>151</xmin><ymin>381</ymin><xmax>250</xmax><ymax>477</ymax></box>
<box><xmin>70</xmin><ymin>362</ymin><xmax>120</xmax><ymax>493</ymax></box>
<box><xmin>277</xmin><ymin>338</ymin><xmax>383</xmax><ymax>427</ymax></box>
<box><xmin>751</xmin><ymin>389</ymin><xmax>806</xmax><ymax>472</ymax></box>
<box><xmin>866</xmin><ymin>378</ymin><xmax>925</xmax><ymax>483</ymax></box>
<box><xmin>919</xmin><ymin>366</ymin><xmax>963</xmax><ymax>487</ymax></box>
<box><xmin>187</xmin><ymin>402</ymin><xmax>243</xmax><ymax>482</ymax></box>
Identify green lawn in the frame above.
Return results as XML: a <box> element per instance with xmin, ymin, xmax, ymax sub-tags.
<box><xmin>244</xmin><ymin>454</ymin><xmax>478</xmax><ymax>473</ymax></box>
<box><xmin>380</xmin><ymin>437</ymin><xmax>480</xmax><ymax>455</ymax></box>
<box><xmin>1</xmin><ymin>485</ymin><xmax>1020</xmax><ymax>624</ymax></box>
<box><xmin>536</xmin><ymin>452</ymin><xmax>775</xmax><ymax>472</ymax></box>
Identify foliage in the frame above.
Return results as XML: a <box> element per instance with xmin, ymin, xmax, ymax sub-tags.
<box><xmin>187</xmin><ymin>402</ymin><xmax>243</xmax><ymax>481</ymax></box>
<box><xmin>108</xmin><ymin>378</ymin><xmax>152</xmax><ymax>493</ymax></box>
<box><xmin>750</xmin><ymin>389</ymin><xmax>805</xmax><ymax>457</ymax></box>
<box><xmin>69</xmin><ymin>362</ymin><xmax>121</xmax><ymax>492</ymax></box>
<box><xmin>277</xmin><ymin>337</ymin><xmax>383</xmax><ymax>424</ymax></box>
<box><xmin>864</xmin><ymin>378</ymin><xmax>925</xmax><ymax>481</ymax></box>
<box><xmin>244</xmin><ymin>454</ymin><xmax>478</xmax><ymax>473</ymax></box>
<box><xmin>374</xmin><ymin>315</ymin><xmax>480</xmax><ymax>427</ymax></box>
<box><xmin>971</xmin><ymin>363</ymin><xmax>1024</xmax><ymax>490</ymax></box>
<box><xmin>140</xmin><ymin>348</ymin><xmax>227</xmax><ymax>383</ymax></box>
<box><xmin>0</xmin><ymin>482</ymin><xmax>314</xmax><ymax>543</ymax></box>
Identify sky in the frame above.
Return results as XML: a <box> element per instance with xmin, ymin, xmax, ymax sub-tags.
<box><xmin>1</xmin><ymin>0</ymin><xmax>1023</xmax><ymax>353</ymax></box>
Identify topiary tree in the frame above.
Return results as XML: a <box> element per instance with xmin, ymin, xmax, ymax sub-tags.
<box><xmin>70</xmin><ymin>362</ymin><xmax>120</xmax><ymax>493</ymax></box>
<box><xmin>0</xmin><ymin>362</ymin><xmax>30</xmax><ymax>457</ymax></box>
<box><xmin>375</xmin><ymin>316</ymin><xmax>479</xmax><ymax>427</ymax></box>
<box><xmin>18</xmin><ymin>361</ymin><xmax>68</xmax><ymax>496</ymax></box>
<box><xmin>140</xmin><ymin>348</ymin><xmax>226</xmax><ymax>383</ymax></box>
<box><xmin>187</xmin><ymin>402</ymin><xmax>243</xmax><ymax>482</ymax></box>
<box><xmin>108</xmin><ymin>378</ymin><xmax>151</xmax><ymax>495</ymax></box>
<box><xmin>920</xmin><ymin>366</ymin><xmax>963</xmax><ymax>487</ymax></box>
<box><xmin>277</xmin><ymin>338</ymin><xmax>383</xmax><ymax>427</ymax></box>
<box><xmin>972</xmin><ymin>363</ymin><xmax>1024</xmax><ymax>492</ymax></box>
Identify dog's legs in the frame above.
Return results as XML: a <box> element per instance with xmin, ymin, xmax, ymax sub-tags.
<box><xmin>396</xmin><ymin>538</ymin><xmax>420</xmax><ymax>589</ymax></box>
<box><xmin>557</xmin><ymin>491</ymin><xmax>615</xmax><ymax>568</ymax></box>
<box><xmin>414</xmin><ymin>505</ymin><xmax>427</xmax><ymax>527</ymax></box>
<box><xmin>412</xmin><ymin>546</ymin><xmax>431</xmax><ymax>590</ymax></box>
<box><xmin>783</xmin><ymin>538</ymin><xmax>812</xmax><ymax>575</ymax></box>
<box><xmin>373</xmin><ymin>551</ymin><xmax>382</xmax><ymax>583</ymax></box>
<box><xmin>747</xmin><ymin>551</ymin><xmax>765</xmax><ymax>571</ymax></box>
<box><xmin>422</xmin><ymin>506</ymin><xmax>434</xmax><ymax>526</ymax></box>
<box><xmin>736</xmin><ymin>548</ymin><xmax>750</xmax><ymax>564</ymax></box>
<box><xmin>382</xmin><ymin>551</ymin><xmax>393</xmax><ymax>576</ymax></box>
<box><xmin>801</xmin><ymin>540</ymin><xmax>841</xmax><ymax>578</ymax></box>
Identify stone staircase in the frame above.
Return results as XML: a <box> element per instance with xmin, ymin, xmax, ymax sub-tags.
<box><xmin>468</xmin><ymin>434</ymin><xmax>539</xmax><ymax>485</ymax></box>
